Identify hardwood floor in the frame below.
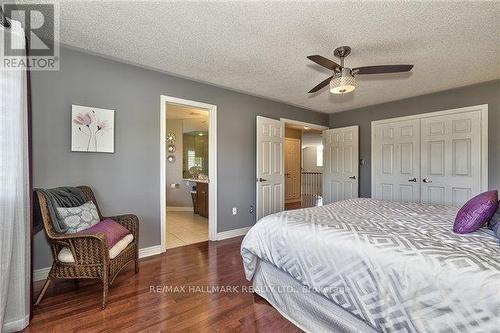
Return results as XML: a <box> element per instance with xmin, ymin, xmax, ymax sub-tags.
<box><xmin>26</xmin><ymin>237</ymin><xmax>302</xmax><ymax>333</ymax></box>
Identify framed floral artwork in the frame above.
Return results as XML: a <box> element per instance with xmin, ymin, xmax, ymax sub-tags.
<box><xmin>71</xmin><ymin>105</ymin><xmax>115</xmax><ymax>153</ymax></box>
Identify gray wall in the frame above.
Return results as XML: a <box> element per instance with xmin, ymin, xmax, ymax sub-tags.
<box><xmin>329</xmin><ymin>80</ymin><xmax>500</xmax><ymax>197</ymax></box>
<box><xmin>32</xmin><ymin>47</ymin><xmax>328</xmax><ymax>269</ymax></box>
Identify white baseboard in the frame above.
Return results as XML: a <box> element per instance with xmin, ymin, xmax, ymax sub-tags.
<box><xmin>33</xmin><ymin>245</ymin><xmax>165</xmax><ymax>282</ymax></box>
<box><xmin>138</xmin><ymin>245</ymin><xmax>163</xmax><ymax>258</ymax></box>
<box><xmin>166</xmin><ymin>206</ymin><xmax>193</xmax><ymax>212</ymax></box>
<box><xmin>216</xmin><ymin>227</ymin><xmax>251</xmax><ymax>241</ymax></box>
<box><xmin>33</xmin><ymin>266</ymin><xmax>51</xmax><ymax>282</ymax></box>
<box><xmin>3</xmin><ymin>314</ymin><xmax>29</xmax><ymax>333</ymax></box>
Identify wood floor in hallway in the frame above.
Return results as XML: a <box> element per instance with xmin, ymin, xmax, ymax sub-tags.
<box><xmin>26</xmin><ymin>237</ymin><xmax>302</xmax><ymax>333</ymax></box>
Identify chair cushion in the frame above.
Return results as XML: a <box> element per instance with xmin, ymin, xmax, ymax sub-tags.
<box><xmin>57</xmin><ymin>201</ymin><xmax>100</xmax><ymax>233</ymax></box>
<box><xmin>57</xmin><ymin>219</ymin><xmax>133</xmax><ymax>262</ymax></box>
<box><xmin>453</xmin><ymin>190</ymin><xmax>498</xmax><ymax>234</ymax></box>
<box><xmin>58</xmin><ymin>234</ymin><xmax>134</xmax><ymax>262</ymax></box>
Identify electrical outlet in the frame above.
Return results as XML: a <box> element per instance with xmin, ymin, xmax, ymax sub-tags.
<box><xmin>232</xmin><ymin>207</ymin><xmax>237</xmax><ymax>215</ymax></box>
<box><xmin>249</xmin><ymin>205</ymin><xmax>254</xmax><ymax>214</ymax></box>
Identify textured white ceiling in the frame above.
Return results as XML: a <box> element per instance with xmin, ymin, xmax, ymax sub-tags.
<box><xmin>49</xmin><ymin>1</ymin><xmax>500</xmax><ymax>113</ymax></box>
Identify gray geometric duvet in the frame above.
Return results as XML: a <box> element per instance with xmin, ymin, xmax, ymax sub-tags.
<box><xmin>241</xmin><ymin>199</ymin><xmax>500</xmax><ymax>332</ymax></box>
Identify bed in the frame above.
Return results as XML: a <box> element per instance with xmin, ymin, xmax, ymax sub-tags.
<box><xmin>241</xmin><ymin>198</ymin><xmax>500</xmax><ymax>333</ymax></box>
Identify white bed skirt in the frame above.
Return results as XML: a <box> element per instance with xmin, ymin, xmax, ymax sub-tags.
<box><xmin>252</xmin><ymin>259</ymin><xmax>377</xmax><ymax>333</ymax></box>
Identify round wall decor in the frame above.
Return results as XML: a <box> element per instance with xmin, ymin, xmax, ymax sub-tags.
<box><xmin>167</xmin><ymin>133</ymin><xmax>176</xmax><ymax>143</ymax></box>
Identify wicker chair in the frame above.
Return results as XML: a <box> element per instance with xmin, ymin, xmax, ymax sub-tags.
<box><xmin>34</xmin><ymin>186</ymin><xmax>139</xmax><ymax>308</ymax></box>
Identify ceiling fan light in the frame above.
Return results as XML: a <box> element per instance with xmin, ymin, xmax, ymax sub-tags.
<box><xmin>330</xmin><ymin>68</ymin><xmax>356</xmax><ymax>94</ymax></box>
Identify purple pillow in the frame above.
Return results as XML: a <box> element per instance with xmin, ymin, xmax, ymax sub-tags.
<box><xmin>78</xmin><ymin>218</ymin><xmax>130</xmax><ymax>248</ymax></box>
<box><xmin>453</xmin><ymin>191</ymin><xmax>498</xmax><ymax>234</ymax></box>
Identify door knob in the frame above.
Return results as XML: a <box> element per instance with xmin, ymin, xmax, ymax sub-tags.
<box><xmin>349</xmin><ymin>176</ymin><xmax>356</xmax><ymax>180</ymax></box>
<box><xmin>408</xmin><ymin>178</ymin><xmax>417</xmax><ymax>182</ymax></box>
<box><xmin>422</xmin><ymin>178</ymin><xmax>432</xmax><ymax>183</ymax></box>
<box><xmin>257</xmin><ymin>178</ymin><xmax>268</xmax><ymax>182</ymax></box>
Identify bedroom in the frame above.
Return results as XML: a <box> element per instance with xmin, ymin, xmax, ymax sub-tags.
<box><xmin>1</xmin><ymin>1</ymin><xmax>498</xmax><ymax>332</ymax></box>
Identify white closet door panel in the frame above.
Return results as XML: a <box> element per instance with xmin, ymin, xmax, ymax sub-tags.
<box><xmin>373</xmin><ymin>119</ymin><xmax>421</xmax><ymax>202</ymax></box>
<box><xmin>420</xmin><ymin>111</ymin><xmax>482</xmax><ymax>206</ymax></box>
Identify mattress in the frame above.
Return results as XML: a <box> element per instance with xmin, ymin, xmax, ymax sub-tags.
<box><xmin>241</xmin><ymin>198</ymin><xmax>500</xmax><ymax>332</ymax></box>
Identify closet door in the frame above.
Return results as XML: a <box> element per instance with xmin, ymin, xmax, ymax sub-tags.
<box><xmin>420</xmin><ymin>111</ymin><xmax>482</xmax><ymax>206</ymax></box>
<box><xmin>372</xmin><ymin>119</ymin><xmax>421</xmax><ymax>202</ymax></box>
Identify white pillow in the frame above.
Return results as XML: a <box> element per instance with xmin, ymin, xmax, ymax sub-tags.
<box><xmin>57</xmin><ymin>201</ymin><xmax>100</xmax><ymax>233</ymax></box>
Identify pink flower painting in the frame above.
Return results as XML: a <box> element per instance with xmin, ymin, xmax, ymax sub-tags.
<box><xmin>71</xmin><ymin>105</ymin><xmax>114</xmax><ymax>153</ymax></box>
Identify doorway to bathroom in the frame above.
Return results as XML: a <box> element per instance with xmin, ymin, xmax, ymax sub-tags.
<box><xmin>160</xmin><ymin>96</ymin><xmax>217</xmax><ymax>251</ymax></box>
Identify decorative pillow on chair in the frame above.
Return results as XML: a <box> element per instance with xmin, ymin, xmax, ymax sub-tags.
<box><xmin>82</xmin><ymin>218</ymin><xmax>131</xmax><ymax>249</ymax></box>
<box><xmin>58</xmin><ymin>218</ymin><xmax>133</xmax><ymax>263</ymax></box>
<box><xmin>57</xmin><ymin>201</ymin><xmax>100</xmax><ymax>233</ymax></box>
<box><xmin>453</xmin><ymin>191</ymin><xmax>498</xmax><ymax>234</ymax></box>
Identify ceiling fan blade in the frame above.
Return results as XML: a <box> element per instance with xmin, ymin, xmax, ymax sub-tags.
<box><xmin>307</xmin><ymin>55</ymin><xmax>341</xmax><ymax>70</ymax></box>
<box><xmin>352</xmin><ymin>65</ymin><xmax>413</xmax><ymax>75</ymax></box>
<box><xmin>308</xmin><ymin>76</ymin><xmax>333</xmax><ymax>93</ymax></box>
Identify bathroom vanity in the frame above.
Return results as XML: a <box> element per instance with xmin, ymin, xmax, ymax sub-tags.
<box><xmin>185</xmin><ymin>179</ymin><xmax>209</xmax><ymax>218</ymax></box>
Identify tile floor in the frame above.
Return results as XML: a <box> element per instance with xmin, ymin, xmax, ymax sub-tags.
<box><xmin>166</xmin><ymin>211</ymin><xmax>208</xmax><ymax>249</ymax></box>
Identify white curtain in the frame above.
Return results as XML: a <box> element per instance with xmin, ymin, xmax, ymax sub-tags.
<box><xmin>0</xmin><ymin>20</ymin><xmax>30</xmax><ymax>332</ymax></box>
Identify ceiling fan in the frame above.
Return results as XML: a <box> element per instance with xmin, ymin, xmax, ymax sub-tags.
<box><xmin>307</xmin><ymin>46</ymin><xmax>413</xmax><ymax>94</ymax></box>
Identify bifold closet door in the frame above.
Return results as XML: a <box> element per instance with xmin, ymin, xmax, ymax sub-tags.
<box><xmin>372</xmin><ymin>119</ymin><xmax>421</xmax><ymax>202</ymax></box>
<box><xmin>420</xmin><ymin>111</ymin><xmax>482</xmax><ymax>206</ymax></box>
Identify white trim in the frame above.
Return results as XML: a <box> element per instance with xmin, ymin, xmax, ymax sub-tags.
<box><xmin>2</xmin><ymin>315</ymin><xmax>30</xmax><ymax>333</ymax></box>
<box><xmin>138</xmin><ymin>245</ymin><xmax>164</xmax><ymax>258</ymax></box>
<box><xmin>216</xmin><ymin>227</ymin><xmax>251</xmax><ymax>241</ymax></box>
<box><xmin>166</xmin><ymin>206</ymin><xmax>194</xmax><ymax>212</ymax></box>
<box><xmin>33</xmin><ymin>266</ymin><xmax>51</xmax><ymax>282</ymax></box>
<box><xmin>371</xmin><ymin>104</ymin><xmax>488</xmax><ymax>198</ymax></box>
<box><xmin>32</xmin><ymin>245</ymin><xmax>164</xmax><ymax>282</ymax></box>
<box><xmin>280</xmin><ymin>118</ymin><xmax>329</xmax><ymax>131</ymax></box>
<box><xmin>371</xmin><ymin>104</ymin><xmax>488</xmax><ymax>125</ymax></box>
<box><xmin>160</xmin><ymin>95</ymin><xmax>218</xmax><ymax>253</ymax></box>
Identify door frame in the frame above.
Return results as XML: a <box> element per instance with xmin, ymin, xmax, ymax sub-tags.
<box><xmin>280</xmin><ymin>118</ymin><xmax>329</xmax><ymax>131</ymax></box>
<box><xmin>256</xmin><ymin>117</ymin><xmax>327</xmax><ymax>219</ymax></box>
<box><xmin>370</xmin><ymin>104</ymin><xmax>488</xmax><ymax>198</ymax></box>
<box><xmin>160</xmin><ymin>95</ymin><xmax>218</xmax><ymax>252</ymax></box>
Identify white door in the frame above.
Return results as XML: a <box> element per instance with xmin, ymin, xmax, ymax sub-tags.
<box><xmin>420</xmin><ymin>111</ymin><xmax>482</xmax><ymax>206</ymax></box>
<box><xmin>323</xmin><ymin>126</ymin><xmax>359</xmax><ymax>203</ymax></box>
<box><xmin>256</xmin><ymin>116</ymin><xmax>284</xmax><ymax>220</ymax></box>
<box><xmin>372</xmin><ymin>119</ymin><xmax>421</xmax><ymax>202</ymax></box>
<box><xmin>285</xmin><ymin>138</ymin><xmax>301</xmax><ymax>203</ymax></box>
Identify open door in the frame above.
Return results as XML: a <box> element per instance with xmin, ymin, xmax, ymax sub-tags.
<box><xmin>256</xmin><ymin>116</ymin><xmax>284</xmax><ymax>220</ymax></box>
<box><xmin>323</xmin><ymin>126</ymin><xmax>359</xmax><ymax>204</ymax></box>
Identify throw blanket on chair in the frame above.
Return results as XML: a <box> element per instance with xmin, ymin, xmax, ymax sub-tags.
<box><xmin>34</xmin><ymin>187</ymin><xmax>87</xmax><ymax>234</ymax></box>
